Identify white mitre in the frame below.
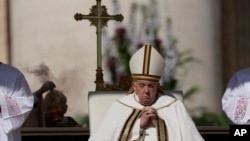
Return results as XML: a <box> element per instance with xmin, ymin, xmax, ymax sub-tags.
<box><xmin>129</xmin><ymin>44</ymin><xmax>165</xmax><ymax>82</ymax></box>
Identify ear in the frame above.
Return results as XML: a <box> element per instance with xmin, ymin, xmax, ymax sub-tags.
<box><xmin>128</xmin><ymin>82</ymin><xmax>136</xmax><ymax>94</ymax></box>
<box><xmin>157</xmin><ymin>82</ymin><xmax>161</xmax><ymax>87</ymax></box>
<box><xmin>63</xmin><ymin>105</ymin><xmax>68</xmax><ymax>114</ymax></box>
<box><xmin>132</xmin><ymin>82</ymin><xmax>137</xmax><ymax>89</ymax></box>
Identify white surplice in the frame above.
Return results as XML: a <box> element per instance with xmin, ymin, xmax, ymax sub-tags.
<box><xmin>222</xmin><ymin>67</ymin><xmax>250</xmax><ymax>124</ymax></box>
<box><xmin>0</xmin><ymin>63</ymin><xmax>34</xmax><ymax>141</ymax></box>
<box><xmin>88</xmin><ymin>93</ymin><xmax>204</xmax><ymax>141</ymax></box>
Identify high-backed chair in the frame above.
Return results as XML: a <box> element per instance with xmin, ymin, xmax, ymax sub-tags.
<box><xmin>88</xmin><ymin>90</ymin><xmax>183</xmax><ymax>134</ymax></box>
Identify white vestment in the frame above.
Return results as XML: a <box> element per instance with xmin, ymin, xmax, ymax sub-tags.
<box><xmin>222</xmin><ymin>67</ymin><xmax>250</xmax><ymax>124</ymax></box>
<box><xmin>88</xmin><ymin>93</ymin><xmax>204</xmax><ymax>141</ymax></box>
<box><xmin>0</xmin><ymin>63</ymin><xmax>34</xmax><ymax>141</ymax></box>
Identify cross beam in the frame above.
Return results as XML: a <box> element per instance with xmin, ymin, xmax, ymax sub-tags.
<box><xmin>74</xmin><ymin>0</ymin><xmax>124</xmax><ymax>90</ymax></box>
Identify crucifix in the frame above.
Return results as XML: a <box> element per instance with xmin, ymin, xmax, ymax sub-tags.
<box><xmin>74</xmin><ymin>0</ymin><xmax>124</xmax><ymax>90</ymax></box>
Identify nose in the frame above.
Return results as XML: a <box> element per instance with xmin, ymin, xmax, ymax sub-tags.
<box><xmin>144</xmin><ymin>86</ymin><xmax>150</xmax><ymax>93</ymax></box>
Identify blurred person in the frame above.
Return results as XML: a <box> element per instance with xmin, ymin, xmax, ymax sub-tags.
<box><xmin>0</xmin><ymin>62</ymin><xmax>34</xmax><ymax>141</ymax></box>
<box><xmin>22</xmin><ymin>80</ymin><xmax>56</xmax><ymax>127</ymax></box>
<box><xmin>88</xmin><ymin>44</ymin><xmax>204</xmax><ymax>141</ymax></box>
<box><xmin>43</xmin><ymin>89</ymin><xmax>81</xmax><ymax>127</ymax></box>
<box><xmin>222</xmin><ymin>67</ymin><xmax>250</xmax><ymax>124</ymax></box>
<box><xmin>24</xmin><ymin>81</ymin><xmax>81</xmax><ymax>127</ymax></box>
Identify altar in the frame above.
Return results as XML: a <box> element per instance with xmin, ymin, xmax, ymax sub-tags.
<box><xmin>21</xmin><ymin>126</ymin><xmax>230</xmax><ymax>141</ymax></box>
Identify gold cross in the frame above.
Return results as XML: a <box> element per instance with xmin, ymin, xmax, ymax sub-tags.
<box><xmin>74</xmin><ymin>0</ymin><xmax>123</xmax><ymax>90</ymax></box>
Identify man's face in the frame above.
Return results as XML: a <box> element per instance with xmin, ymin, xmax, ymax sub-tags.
<box><xmin>132</xmin><ymin>80</ymin><xmax>159</xmax><ymax>106</ymax></box>
<box><xmin>45</xmin><ymin>106</ymin><xmax>64</xmax><ymax>122</ymax></box>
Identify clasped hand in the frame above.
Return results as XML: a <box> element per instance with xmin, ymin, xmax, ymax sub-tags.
<box><xmin>140</xmin><ymin>106</ymin><xmax>157</xmax><ymax>129</ymax></box>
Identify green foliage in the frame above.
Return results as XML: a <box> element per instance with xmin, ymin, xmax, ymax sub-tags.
<box><xmin>177</xmin><ymin>49</ymin><xmax>202</xmax><ymax>67</ymax></box>
<box><xmin>183</xmin><ymin>86</ymin><xmax>200</xmax><ymax>99</ymax></box>
<box><xmin>162</xmin><ymin>78</ymin><xmax>177</xmax><ymax>90</ymax></box>
<box><xmin>76</xmin><ymin>114</ymin><xmax>89</xmax><ymax>128</ymax></box>
<box><xmin>192</xmin><ymin>108</ymin><xmax>232</xmax><ymax>126</ymax></box>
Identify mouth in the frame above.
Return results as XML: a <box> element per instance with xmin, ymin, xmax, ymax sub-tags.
<box><xmin>142</xmin><ymin>96</ymin><xmax>151</xmax><ymax>101</ymax></box>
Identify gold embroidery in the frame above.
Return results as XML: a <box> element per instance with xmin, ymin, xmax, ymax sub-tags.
<box><xmin>117</xmin><ymin>94</ymin><xmax>172</xmax><ymax>141</ymax></box>
<box><xmin>156</xmin><ymin>99</ymin><xmax>177</xmax><ymax>110</ymax></box>
<box><xmin>157</xmin><ymin>117</ymin><xmax>168</xmax><ymax>141</ymax></box>
<box><xmin>119</xmin><ymin>109</ymin><xmax>141</xmax><ymax>141</ymax></box>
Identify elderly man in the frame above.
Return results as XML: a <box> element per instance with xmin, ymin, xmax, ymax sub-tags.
<box><xmin>31</xmin><ymin>81</ymin><xmax>81</xmax><ymax>127</ymax></box>
<box><xmin>43</xmin><ymin>89</ymin><xmax>81</xmax><ymax>127</ymax></box>
<box><xmin>88</xmin><ymin>44</ymin><xmax>204</xmax><ymax>141</ymax></box>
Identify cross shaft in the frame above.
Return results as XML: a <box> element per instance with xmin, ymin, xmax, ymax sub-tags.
<box><xmin>74</xmin><ymin>0</ymin><xmax>124</xmax><ymax>90</ymax></box>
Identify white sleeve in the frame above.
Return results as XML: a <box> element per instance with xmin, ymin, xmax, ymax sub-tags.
<box><xmin>175</xmin><ymin>101</ymin><xmax>205</xmax><ymax>141</ymax></box>
<box><xmin>222</xmin><ymin>70</ymin><xmax>250</xmax><ymax>124</ymax></box>
<box><xmin>0</xmin><ymin>73</ymin><xmax>34</xmax><ymax>133</ymax></box>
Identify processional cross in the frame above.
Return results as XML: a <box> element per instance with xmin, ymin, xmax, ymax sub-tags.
<box><xmin>74</xmin><ymin>0</ymin><xmax>123</xmax><ymax>90</ymax></box>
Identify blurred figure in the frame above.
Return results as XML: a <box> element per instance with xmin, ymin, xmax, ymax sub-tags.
<box><xmin>23</xmin><ymin>80</ymin><xmax>56</xmax><ymax>127</ymax></box>
<box><xmin>222</xmin><ymin>68</ymin><xmax>250</xmax><ymax>124</ymax></box>
<box><xmin>0</xmin><ymin>62</ymin><xmax>34</xmax><ymax>141</ymax></box>
<box><xmin>43</xmin><ymin>89</ymin><xmax>81</xmax><ymax>127</ymax></box>
<box><xmin>23</xmin><ymin>81</ymin><xmax>81</xmax><ymax>127</ymax></box>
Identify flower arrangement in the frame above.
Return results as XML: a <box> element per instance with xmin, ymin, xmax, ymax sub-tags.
<box><xmin>102</xmin><ymin>0</ymin><xmax>179</xmax><ymax>90</ymax></box>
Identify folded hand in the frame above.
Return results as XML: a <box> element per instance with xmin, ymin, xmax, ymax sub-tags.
<box><xmin>140</xmin><ymin>106</ymin><xmax>157</xmax><ymax>129</ymax></box>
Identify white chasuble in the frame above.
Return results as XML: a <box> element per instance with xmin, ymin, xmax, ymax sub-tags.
<box><xmin>118</xmin><ymin>109</ymin><xmax>167</xmax><ymax>141</ymax></box>
<box><xmin>88</xmin><ymin>93</ymin><xmax>204</xmax><ymax>141</ymax></box>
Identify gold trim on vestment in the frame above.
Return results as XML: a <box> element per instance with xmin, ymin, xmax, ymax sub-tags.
<box><xmin>116</xmin><ymin>94</ymin><xmax>176</xmax><ymax>141</ymax></box>
<box><xmin>117</xmin><ymin>101</ymin><xmax>171</xmax><ymax>140</ymax></box>
<box><xmin>117</xmin><ymin>100</ymin><xmax>141</xmax><ymax>110</ymax></box>
<box><xmin>157</xmin><ymin>117</ymin><xmax>168</xmax><ymax>141</ymax></box>
<box><xmin>119</xmin><ymin>109</ymin><xmax>141</xmax><ymax>141</ymax></box>
<box><xmin>156</xmin><ymin>99</ymin><xmax>177</xmax><ymax>110</ymax></box>
<box><xmin>118</xmin><ymin>109</ymin><xmax>169</xmax><ymax>141</ymax></box>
